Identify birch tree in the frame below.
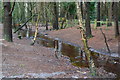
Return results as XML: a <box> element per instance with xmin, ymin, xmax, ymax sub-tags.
<box><xmin>76</xmin><ymin>2</ymin><xmax>96</xmax><ymax>76</ymax></box>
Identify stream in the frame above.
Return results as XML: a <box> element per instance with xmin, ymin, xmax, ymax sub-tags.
<box><xmin>14</xmin><ymin>29</ymin><xmax>120</xmax><ymax>78</ymax></box>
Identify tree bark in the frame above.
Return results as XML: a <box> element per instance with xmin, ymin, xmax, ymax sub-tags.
<box><xmin>80</xmin><ymin>2</ymin><xmax>83</xmax><ymax>20</ymax></box>
<box><xmin>45</xmin><ymin>21</ymin><xmax>48</xmax><ymax>30</ymax></box>
<box><xmin>97</xmin><ymin>2</ymin><xmax>100</xmax><ymax>27</ymax></box>
<box><xmin>113</xmin><ymin>2</ymin><xmax>119</xmax><ymax>37</ymax></box>
<box><xmin>3</xmin><ymin>2</ymin><xmax>13</xmax><ymax>42</ymax></box>
<box><xmin>107</xmin><ymin>2</ymin><xmax>112</xmax><ymax>26</ymax></box>
<box><xmin>85</xmin><ymin>2</ymin><xmax>92</xmax><ymax>38</ymax></box>
<box><xmin>20</xmin><ymin>2</ymin><xmax>26</xmax><ymax>23</ymax></box>
<box><xmin>45</xmin><ymin>3</ymin><xmax>48</xmax><ymax>30</ymax></box>
<box><xmin>53</xmin><ymin>2</ymin><xmax>59</xmax><ymax>30</ymax></box>
<box><xmin>76</xmin><ymin>2</ymin><xmax>96</xmax><ymax>76</ymax></box>
<box><xmin>118</xmin><ymin>36</ymin><xmax>120</xmax><ymax>56</ymax></box>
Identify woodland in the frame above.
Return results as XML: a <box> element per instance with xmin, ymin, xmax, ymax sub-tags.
<box><xmin>0</xmin><ymin>1</ymin><xmax>120</xmax><ymax>79</ymax></box>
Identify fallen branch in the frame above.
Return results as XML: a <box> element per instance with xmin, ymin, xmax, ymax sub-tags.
<box><xmin>14</xmin><ymin>14</ymin><xmax>36</xmax><ymax>33</ymax></box>
<box><xmin>100</xmin><ymin>28</ymin><xmax>111</xmax><ymax>53</ymax></box>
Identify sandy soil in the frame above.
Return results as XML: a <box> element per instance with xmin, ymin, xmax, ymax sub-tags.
<box><xmin>1</xmin><ymin>24</ymin><xmax>117</xmax><ymax>78</ymax></box>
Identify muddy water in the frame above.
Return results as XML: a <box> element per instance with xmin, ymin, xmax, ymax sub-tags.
<box><xmin>36</xmin><ymin>35</ymin><xmax>88</xmax><ymax>67</ymax></box>
<box><xmin>35</xmin><ymin>33</ymin><xmax>120</xmax><ymax>78</ymax></box>
<box><xmin>20</xmin><ymin>30</ymin><xmax>120</xmax><ymax>78</ymax></box>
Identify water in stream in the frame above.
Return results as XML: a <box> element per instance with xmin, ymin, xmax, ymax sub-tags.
<box><xmin>19</xmin><ymin>30</ymin><xmax>120</xmax><ymax>78</ymax></box>
<box><xmin>35</xmin><ymin>33</ymin><xmax>120</xmax><ymax>78</ymax></box>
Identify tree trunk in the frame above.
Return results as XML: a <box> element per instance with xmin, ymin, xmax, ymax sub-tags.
<box><xmin>114</xmin><ymin>20</ymin><xmax>119</xmax><ymax>37</ymax></box>
<box><xmin>113</xmin><ymin>2</ymin><xmax>119</xmax><ymax>37</ymax></box>
<box><xmin>45</xmin><ymin>20</ymin><xmax>48</xmax><ymax>30</ymax></box>
<box><xmin>76</xmin><ymin>2</ymin><xmax>96</xmax><ymax>76</ymax></box>
<box><xmin>97</xmin><ymin>2</ymin><xmax>100</xmax><ymax>27</ymax></box>
<box><xmin>118</xmin><ymin>36</ymin><xmax>120</xmax><ymax>56</ymax></box>
<box><xmin>80</xmin><ymin>2</ymin><xmax>83</xmax><ymax>19</ymax></box>
<box><xmin>20</xmin><ymin>2</ymin><xmax>25</xmax><ymax>23</ymax></box>
<box><xmin>3</xmin><ymin>2</ymin><xmax>13</xmax><ymax>42</ymax></box>
<box><xmin>85</xmin><ymin>2</ymin><xmax>92</xmax><ymax>38</ymax></box>
<box><xmin>107</xmin><ymin>2</ymin><xmax>112</xmax><ymax>26</ymax></box>
<box><xmin>45</xmin><ymin>3</ymin><xmax>48</xmax><ymax>30</ymax></box>
<box><xmin>53</xmin><ymin>2</ymin><xmax>59</xmax><ymax>30</ymax></box>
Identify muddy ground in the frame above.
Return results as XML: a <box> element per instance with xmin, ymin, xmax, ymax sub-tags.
<box><xmin>1</xmin><ymin>24</ymin><xmax>119</xmax><ymax>78</ymax></box>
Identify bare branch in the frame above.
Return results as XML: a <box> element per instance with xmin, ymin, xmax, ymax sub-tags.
<box><xmin>100</xmin><ymin>28</ymin><xmax>111</xmax><ymax>53</ymax></box>
<box><xmin>9</xmin><ymin>1</ymin><xmax>15</xmax><ymax>15</ymax></box>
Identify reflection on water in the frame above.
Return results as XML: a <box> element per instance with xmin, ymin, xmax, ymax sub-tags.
<box><xmin>21</xmin><ymin>31</ymin><xmax>120</xmax><ymax>78</ymax></box>
<box><xmin>36</xmin><ymin>34</ymin><xmax>120</xmax><ymax>78</ymax></box>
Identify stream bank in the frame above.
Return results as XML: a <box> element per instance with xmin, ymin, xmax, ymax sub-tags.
<box><xmin>1</xmin><ymin>24</ymin><xmax>119</xmax><ymax>78</ymax></box>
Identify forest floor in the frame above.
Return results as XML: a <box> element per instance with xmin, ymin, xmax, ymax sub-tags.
<box><xmin>1</xmin><ymin>24</ymin><xmax>118</xmax><ymax>78</ymax></box>
<box><xmin>44</xmin><ymin>25</ymin><xmax>119</xmax><ymax>54</ymax></box>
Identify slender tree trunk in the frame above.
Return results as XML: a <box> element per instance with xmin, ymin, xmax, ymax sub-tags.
<box><xmin>61</xmin><ymin>19</ymin><xmax>66</xmax><ymax>29</ymax></box>
<box><xmin>107</xmin><ymin>2</ymin><xmax>112</xmax><ymax>26</ymax></box>
<box><xmin>85</xmin><ymin>2</ymin><xmax>92</xmax><ymax>37</ymax></box>
<box><xmin>80</xmin><ymin>2</ymin><xmax>83</xmax><ymax>19</ymax></box>
<box><xmin>113</xmin><ymin>2</ymin><xmax>119</xmax><ymax>37</ymax></box>
<box><xmin>53</xmin><ymin>2</ymin><xmax>59</xmax><ymax>30</ymax></box>
<box><xmin>20</xmin><ymin>2</ymin><xmax>25</xmax><ymax>23</ymax></box>
<box><xmin>44</xmin><ymin>2</ymin><xmax>48</xmax><ymax>30</ymax></box>
<box><xmin>114</xmin><ymin>20</ymin><xmax>119</xmax><ymax>37</ymax></box>
<box><xmin>45</xmin><ymin>20</ymin><xmax>48</xmax><ymax>30</ymax></box>
<box><xmin>45</xmin><ymin>11</ymin><xmax>48</xmax><ymax>30</ymax></box>
<box><xmin>97</xmin><ymin>2</ymin><xmax>100</xmax><ymax>27</ymax></box>
<box><xmin>118</xmin><ymin>36</ymin><xmax>120</xmax><ymax>56</ymax></box>
<box><xmin>3</xmin><ymin>2</ymin><xmax>13</xmax><ymax>42</ymax></box>
<box><xmin>27</xmin><ymin>3</ymin><xmax>32</xmax><ymax>18</ymax></box>
<box><xmin>76</xmin><ymin>2</ymin><xmax>96</xmax><ymax>76</ymax></box>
